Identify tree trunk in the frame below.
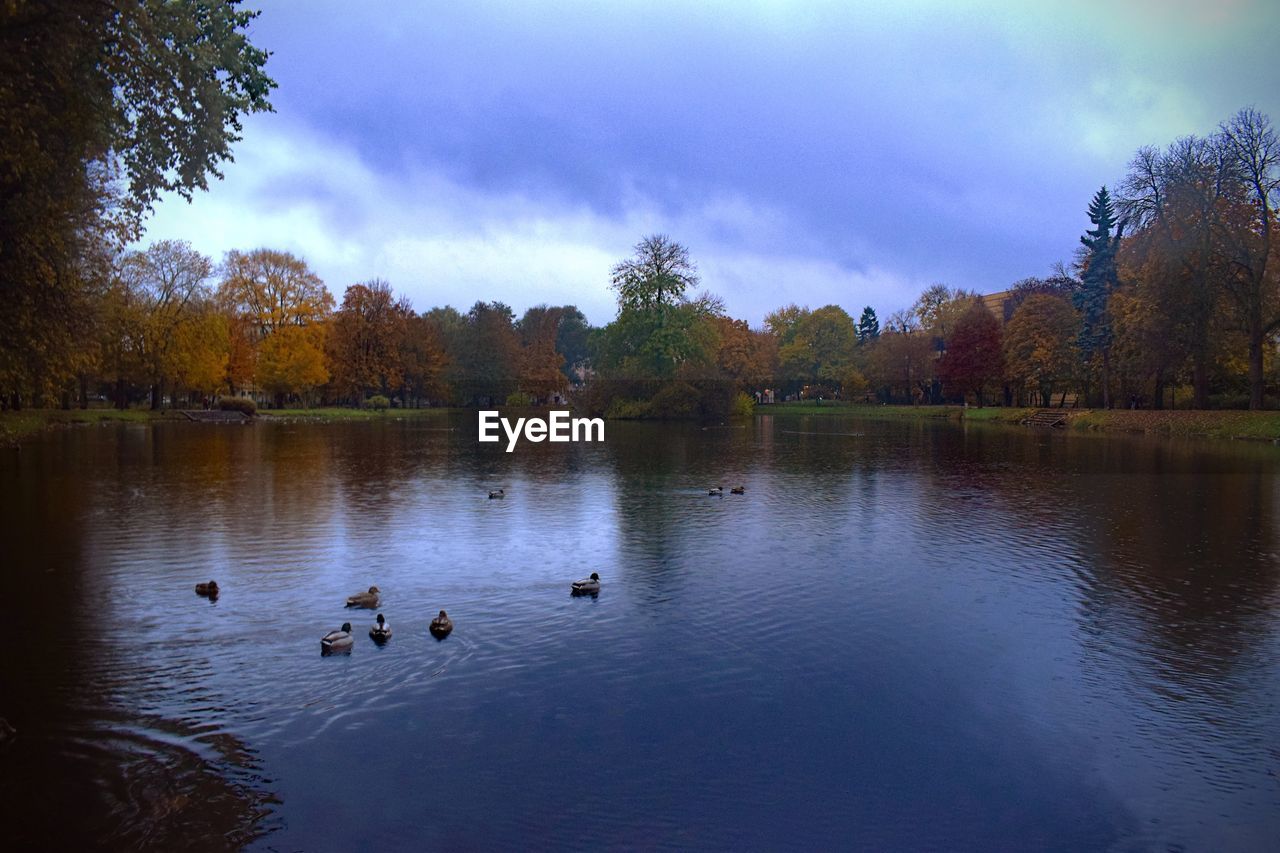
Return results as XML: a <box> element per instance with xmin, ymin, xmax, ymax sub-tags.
<box><xmin>1101</xmin><ymin>351</ymin><xmax>1112</xmax><ymax>409</ymax></box>
<box><xmin>1192</xmin><ymin>357</ymin><xmax>1208</xmax><ymax>409</ymax></box>
<box><xmin>1248</xmin><ymin>333</ymin><xmax>1264</xmax><ymax>410</ymax></box>
<box><xmin>1152</xmin><ymin>372</ymin><xmax>1165</xmax><ymax>410</ymax></box>
<box><xmin>150</xmin><ymin>382</ymin><xmax>161</xmax><ymax>411</ymax></box>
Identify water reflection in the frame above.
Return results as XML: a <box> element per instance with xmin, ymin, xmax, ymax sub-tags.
<box><xmin>0</xmin><ymin>415</ymin><xmax>1277</xmax><ymax>850</ymax></box>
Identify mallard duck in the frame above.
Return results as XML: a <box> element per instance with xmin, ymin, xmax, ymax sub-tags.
<box><xmin>571</xmin><ymin>572</ymin><xmax>601</xmax><ymax>595</ymax></box>
<box><xmin>369</xmin><ymin>613</ymin><xmax>392</xmax><ymax>641</ymax></box>
<box><xmin>489</xmin><ymin>488</ymin><xmax>505</xmax><ymax>499</ymax></box>
<box><xmin>195</xmin><ymin>580</ymin><xmax>219</xmax><ymax>597</ymax></box>
<box><xmin>730</xmin><ymin>486</ymin><xmax>745</xmax><ymax>495</ymax></box>
<box><xmin>346</xmin><ymin>586</ymin><xmax>380</xmax><ymax>608</ymax></box>
<box><xmin>321</xmin><ymin>622</ymin><xmax>354</xmax><ymax>653</ymax></box>
<box><xmin>708</xmin><ymin>486</ymin><xmax>723</xmax><ymax>496</ymax></box>
<box><xmin>429</xmin><ymin>610</ymin><xmax>453</xmax><ymax>638</ymax></box>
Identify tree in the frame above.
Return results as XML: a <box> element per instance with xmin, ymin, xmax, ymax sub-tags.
<box><xmin>610</xmin><ymin>234</ymin><xmax>699</xmax><ymax>310</ymax></box>
<box><xmin>856</xmin><ymin>306</ymin><xmax>880</xmax><ymax>344</ymax></box>
<box><xmin>937</xmin><ymin>303</ymin><xmax>1004</xmax><ymax>405</ymax></box>
<box><xmin>454</xmin><ymin>301</ymin><xmax>520</xmax><ymax>405</ymax></box>
<box><xmin>118</xmin><ymin>240</ymin><xmax>214</xmax><ymax>408</ymax></box>
<box><xmin>516</xmin><ymin>306</ymin><xmax>569</xmax><ymax>401</ymax></box>
<box><xmin>218</xmin><ymin>249</ymin><xmax>333</xmax><ymax>337</ymax></box>
<box><xmin>1003</xmin><ymin>294</ymin><xmax>1078</xmax><ymax>407</ymax></box>
<box><xmin>1073</xmin><ymin>186</ymin><xmax>1124</xmax><ymax>408</ymax></box>
<box><xmin>1216</xmin><ymin>108</ymin><xmax>1280</xmax><ymax>409</ymax></box>
<box><xmin>554</xmin><ymin>306</ymin><xmax>592</xmax><ymax>384</ymax></box>
<box><xmin>778</xmin><ymin>305</ymin><xmax>858</xmax><ymax>394</ymax></box>
<box><xmin>0</xmin><ymin>0</ymin><xmax>274</xmax><ymax>406</ymax></box>
<box><xmin>913</xmin><ymin>284</ymin><xmax>978</xmax><ymax>340</ymax></box>
<box><xmin>257</xmin><ymin>323</ymin><xmax>328</xmax><ymax>407</ymax></box>
<box><xmin>327</xmin><ymin>280</ymin><xmax>410</xmax><ymax>402</ymax></box>
<box><xmin>866</xmin><ymin>330</ymin><xmax>933</xmax><ymax>403</ymax></box>
<box><xmin>397</xmin><ymin>314</ymin><xmax>449</xmax><ymax>407</ymax></box>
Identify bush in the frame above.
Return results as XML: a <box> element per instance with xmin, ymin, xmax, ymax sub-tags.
<box><xmin>505</xmin><ymin>391</ymin><xmax>534</xmax><ymax>407</ymax></box>
<box><xmin>218</xmin><ymin>396</ymin><xmax>256</xmax><ymax>416</ymax></box>
<box><xmin>731</xmin><ymin>392</ymin><xmax>755</xmax><ymax>418</ymax></box>
<box><xmin>647</xmin><ymin>382</ymin><xmax>700</xmax><ymax>419</ymax></box>
<box><xmin>362</xmin><ymin>395</ymin><xmax>390</xmax><ymax>410</ymax></box>
<box><xmin>604</xmin><ymin>397</ymin><xmax>649</xmax><ymax>419</ymax></box>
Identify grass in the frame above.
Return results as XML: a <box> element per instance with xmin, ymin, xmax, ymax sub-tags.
<box><xmin>765</xmin><ymin>401</ymin><xmax>965</xmax><ymax>419</ymax></box>
<box><xmin>260</xmin><ymin>406</ymin><xmax>456</xmax><ymax>420</ymax></box>
<box><xmin>767</xmin><ymin>401</ymin><xmax>1280</xmax><ymax>441</ymax></box>
<box><xmin>0</xmin><ymin>407</ymin><xmax>177</xmax><ymax>445</ymax></box>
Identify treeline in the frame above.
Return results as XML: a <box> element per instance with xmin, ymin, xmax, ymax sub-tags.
<box><xmin>47</xmin><ymin>242</ymin><xmax>593</xmax><ymax>411</ymax></box>
<box><xmin>3</xmin><ymin>0</ymin><xmax>1278</xmax><ymax>415</ymax></box>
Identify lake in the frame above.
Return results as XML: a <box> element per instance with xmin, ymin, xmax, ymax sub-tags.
<box><xmin>1</xmin><ymin>413</ymin><xmax>1277</xmax><ymax>850</ymax></box>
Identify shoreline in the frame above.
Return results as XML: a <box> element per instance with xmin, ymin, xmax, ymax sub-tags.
<box><xmin>7</xmin><ymin>403</ymin><xmax>1280</xmax><ymax>447</ymax></box>
<box><xmin>763</xmin><ymin>402</ymin><xmax>1280</xmax><ymax>441</ymax></box>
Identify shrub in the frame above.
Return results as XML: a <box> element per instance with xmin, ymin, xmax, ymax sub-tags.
<box><xmin>362</xmin><ymin>395</ymin><xmax>390</xmax><ymax>410</ymax></box>
<box><xmin>647</xmin><ymin>382</ymin><xmax>700</xmax><ymax>419</ymax></box>
<box><xmin>505</xmin><ymin>391</ymin><xmax>534</xmax><ymax>407</ymax></box>
<box><xmin>731</xmin><ymin>392</ymin><xmax>755</xmax><ymax>418</ymax></box>
<box><xmin>218</xmin><ymin>396</ymin><xmax>256</xmax><ymax>416</ymax></box>
<box><xmin>604</xmin><ymin>397</ymin><xmax>649</xmax><ymax>419</ymax></box>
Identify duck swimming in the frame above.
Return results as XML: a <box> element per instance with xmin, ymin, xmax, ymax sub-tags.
<box><xmin>489</xmin><ymin>488</ymin><xmax>505</xmax><ymax>499</ymax></box>
<box><xmin>369</xmin><ymin>613</ymin><xmax>392</xmax><ymax>641</ymax></box>
<box><xmin>321</xmin><ymin>622</ymin><xmax>354</xmax><ymax>654</ymax></box>
<box><xmin>194</xmin><ymin>580</ymin><xmax>219</xmax><ymax>597</ymax></box>
<box><xmin>708</xmin><ymin>486</ymin><xmax>723</xmax><ymax>496</ymax></box>
<box><xmin>730</xmin><ymin>486</ymin><xmax>745</xmax><ymax>495</ymax></box>
<box><xmin>429</xmin><ymin>610</ymin><xmax>453</xmax><ymax>638</ymax></box>
<box><xmin>346</xmin><ymin>586</ymin><xmax>380</xmax><ymax>608</ymax></box>
<box><xmin>571</xmin><ymin>572</ymin><xmax>601</xmax><ymax>595</ymax></box>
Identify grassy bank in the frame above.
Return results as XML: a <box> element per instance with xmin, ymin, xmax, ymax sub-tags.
<box><xmin>0</xmin><ymin>408</ymin><xmax>178</xmax><ymax>446</ymax></box>
<box><xmin>764</xmin><ymin>402</ymin><xmax>965</xmax><ymax>419</ymax></box>
<box><xmin>767</xmin><ymin>401</ymin><xmax>1280</xmax><ymax>441</ymax></box>
<box><xmin>261</xmin><ymin>406</ymin><xmax>457</xmax><ymax>421</ymax></box>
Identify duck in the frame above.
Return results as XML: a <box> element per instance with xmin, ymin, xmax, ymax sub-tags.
<box><xmin>730</xmin><ymin>486</ymin><xmax>745</xmax><ymax>495</ymax></box>
<box><xmin>489</xmin><ymin>488</ymin><xmax>505</xmax><ymax>499</ymax></box>
<box><xmin>708</xmin><ymin>486</ymin><xmax>723</xmax><ymax>496</ymax></box>
<box><xmin>429</xmin><ymin>610</ymin><xmax>453</xmax><ymax>638</ymax></box>
<box><xmin>571</xmin><ymin>572</ymin><xmax>601</xmax><ymax>595</ymax></box>
<box><xmin>321</xmin><ymin>622</ymin><xmax>354</xmax><ymax>653</ymax></box>
<box><xmin>194</xmin><ymin>580</ymin><xmax>219</xmax><ymax>597</ymax></box>
<box><xmin>345</xmin><ymin>586</ymin><xmax>380</xmax><ymax>608</ymax></box>
<box><xmin>369</xmin><ymin>613</ymin><xmax>392</xmax><ymax>641</ymax></box>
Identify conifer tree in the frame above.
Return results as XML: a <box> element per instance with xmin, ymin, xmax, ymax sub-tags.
<box><xmin>857</xmin><ymin>306</ymin><xmax>880</xmax><ymax>344</ymax></box>
<box><xmin>1073</xmin><ymin>186</ymin><xmax>1123</xmax><ymax>408</ymax></box>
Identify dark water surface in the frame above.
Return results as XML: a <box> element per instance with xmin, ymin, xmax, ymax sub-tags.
<box><xmin>1</xmin><ymin>413</ymin><xmax>1278</xmax><ymax>850</ymax></box>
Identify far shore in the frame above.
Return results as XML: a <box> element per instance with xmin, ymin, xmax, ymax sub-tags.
<box><xmin>7</xmin><ymin>402</ymin><xmax>1280</xmax><ymax>447</ymax></box>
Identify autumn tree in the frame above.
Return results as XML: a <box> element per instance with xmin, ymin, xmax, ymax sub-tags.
<box><xmin>937</xmin><ymin>303</ymin><xmax>1004</xmax><ymax>405</ymax></box>
<box><xmin>778</xmin><ymin>305</ymin><xmax>858</xmax><ymax>395</ymax></box>
<box><xmin>865</xmin><ymin>329</ymin><xmax>934</xmax><ymax>403</ymax></box>
<box><xmin>118</xmin><ymin>240</ymin><xmax>214</xmax><ymax>408</ymax></box>
<box><xmin>257</xmin><ymin>323</ymin><xmax>328</xmax><ymax>408</ymax></box>
<box><xmin>1002</xmin><ymin>294</ymin><xmax>1078</xmax><ymax>407</ymax></box>
<box><xmin>397</xmin><ymin>314</ymin><xmax>449</xmax><ymax>407</ymax></box>
<box><xmin>516</xmin><ymin>306</ymin><xmax>569</xmax><ymax>402</ymax></box>
<box><xmin>454</xmin><ymin>301</ymin><xmax>520</xmax><ymax>405</ymax></box>
<box><xmin>327</xmin><ymin>280</ymin><xmax>410</xmax><ymax>402</ymax></box>
<box><xmin>0</xmin><ymin>0</ymin><xmax>273</xmax><ymax>407</ymax></box>
<box><xmin>1215</xmin><ymin>108</ymin><xmax>1280</xmax><ymax>409</ymax></box>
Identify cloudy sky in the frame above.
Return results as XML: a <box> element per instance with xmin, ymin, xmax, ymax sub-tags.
<box><xmin>142</xmin><ymin>0</ymin><xmax>1280</xmax><ymax>326</ymax></box>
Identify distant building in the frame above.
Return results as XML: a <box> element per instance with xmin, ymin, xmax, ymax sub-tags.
<box><xmin>979</xmin><ymin>290</ymin><xmax>1014</xmax><ymax>324</ymax></box>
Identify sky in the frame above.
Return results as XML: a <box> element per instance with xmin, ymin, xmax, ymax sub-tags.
<box><xmin>142</xmin><ymin>0</ymin><xmax>1280</xmax><ymax>326</ymax></box>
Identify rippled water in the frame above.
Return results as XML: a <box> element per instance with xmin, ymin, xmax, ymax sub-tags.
<box><xmin>1</xmin><ymin>413</ymin><xmax>1278</xmax><ymax>850</ymax></box>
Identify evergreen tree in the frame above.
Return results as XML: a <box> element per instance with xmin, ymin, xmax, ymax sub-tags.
<box><xmin>1073</xmin><ymin>186</ymin><xmax>1123</xmax><ymax>408</ymax></box>
<box><xmin>856</xmin><ymin>306</ymin><xmax>880</xmax><ymax>344</ymax></box>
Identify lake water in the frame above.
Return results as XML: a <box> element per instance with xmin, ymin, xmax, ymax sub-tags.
<box><xmin>1</xmin><ymin>413</ymin><xmax>1278</xmax><ymax>850</ymax></box>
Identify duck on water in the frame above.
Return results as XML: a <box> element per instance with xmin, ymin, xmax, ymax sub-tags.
<box><xmin>346</xmin><ymin>586</ymin><xmax>380</xmax><ymax>608</ymax></box>
<box><xmin>321</xmin><ymin>622</ymin><xmax>354</xmax><ymax>654</ymax></box>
